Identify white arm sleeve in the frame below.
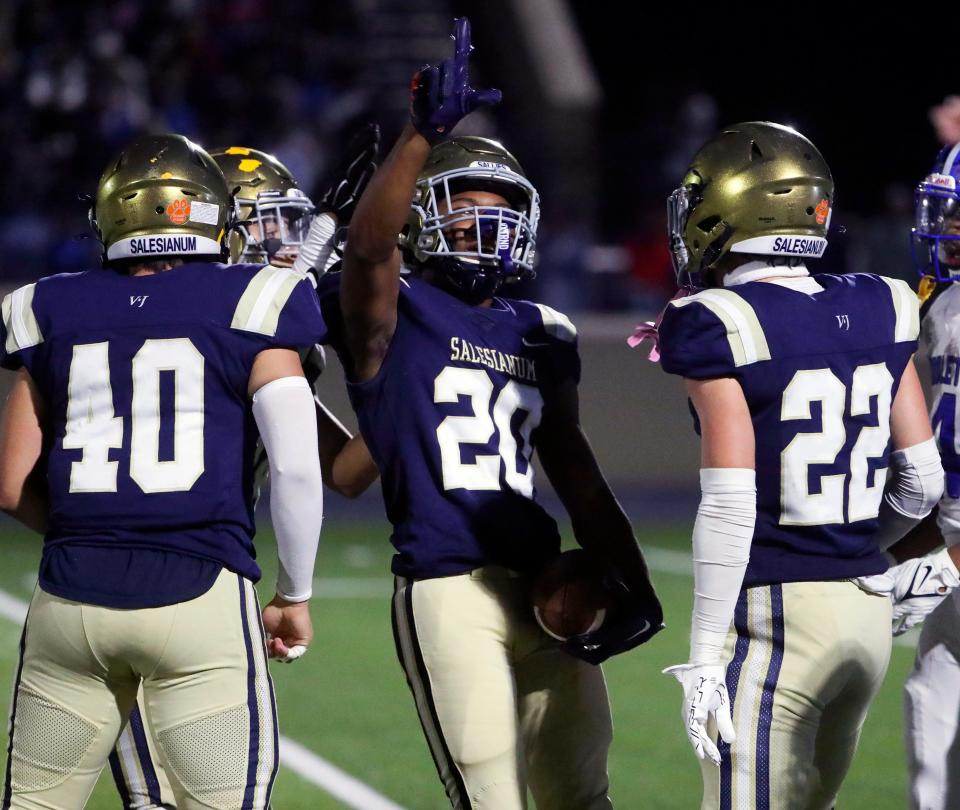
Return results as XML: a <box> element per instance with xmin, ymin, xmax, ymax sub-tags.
<box><xmin>292</xmin><ymin>212</ymin><xmax>338</xmax><ymax>282</ymax></box>
<box><xmin>876</xmin><ymin>437</ymin><xmax>944</xmax><ymax>550</ymax></box>
<box><xmin>252</xmin><ymin>376</ymin><xmax>324</xmax><ymax>601</ymax></box>
<box><xmin>690</xmin><ymin>468</ymin><xmax>756</xmax><ymax>665</ymax></box>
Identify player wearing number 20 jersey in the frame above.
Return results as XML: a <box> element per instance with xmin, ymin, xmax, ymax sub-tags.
<box><xmin>333</xmin><ymin>20</ymin><xmax>661</xmax><ymax>809</ymax></box>
<box><xmin>320</xmin><ymin>270</ymin><xmax>572</xmax><ymax>578</ymax></box>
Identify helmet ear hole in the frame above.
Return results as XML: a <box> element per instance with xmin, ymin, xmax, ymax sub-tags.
<box><xmin>697</xmin><ymin>215</ymin><xmax>720</xmax><ymax>234</ymax></box>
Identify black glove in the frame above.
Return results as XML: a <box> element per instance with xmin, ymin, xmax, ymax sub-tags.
<box><xmin>562</xmin><ymin>576</ymin><xmax>664</xmax><ymax>665</ymax></box>
<box><xmin>316</xmin><ymin>123</ymin><xmax>381</xmax><ymax>224</ymax></box>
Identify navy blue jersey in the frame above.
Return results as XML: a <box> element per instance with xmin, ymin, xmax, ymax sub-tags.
<box><xmin>659</xmin><ymin>273</ymin><xmax>919</xmax><ymax>586</ymax></box>
<box><xmin>319</xmin><ymin>273</ymin><xmax>576</xmax><ymax>579</ymax></box>
<box><xmin>0</xmin><ymin>263</ymin><xmax>325</xmax><ymax>606</ymax></box>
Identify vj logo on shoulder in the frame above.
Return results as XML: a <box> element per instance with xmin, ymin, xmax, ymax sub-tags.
<box><xmin>835</xmin><ymin>314</ymin><xmax>850</xmax><ymax>330</ymax></box>
<box><xmin>130</xmin><ymin>295</ymin><xmax>149</xmax><ymax>308</ymax></box>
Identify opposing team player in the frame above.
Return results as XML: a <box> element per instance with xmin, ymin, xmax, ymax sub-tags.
<box><xmin>324</xmin><ymin>18</ymin><xmax>662</xmax><ymax>809</ymax></box>
<box><xmin>106</xmin><ymin>140</ymin><xmax>380</xmax><ymax>810</ymax></box>
<box><xmin>0</xmin><ymin>133</ymin><xmax>326</xmax><ymax>809</ymax></box>
<box><xmin>888</xmin><ymin>144</ymin><xmax>960</xmax><ymax>810</ymax></box>
<box><xmin>654</xmin><ymin>122</ymin><xmax>942</xmax><ymax>809</ymax></box>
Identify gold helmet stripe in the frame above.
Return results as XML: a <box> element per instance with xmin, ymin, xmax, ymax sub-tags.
<box><xmin>1</xmin><ymin>284</ymin><xmax>42</xmax><ymax>353</ymax></box>
<box><xmin>879</xmin><ymin>277</ymin><xmax>920</xmax><ymax>343</ymax></box>
<box><xmin>672</xmin><ymin>290</ymin><xmax>771</xmax><ymax>366</ymax></box>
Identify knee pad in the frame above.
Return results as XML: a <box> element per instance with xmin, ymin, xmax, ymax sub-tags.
<box><xmin>9</xmin><ymin>686</ymin><xmax>99</xmax><ymax>792</ymax></box>
<box><xmin>156</xmin><ymin>704</ymin><xmax>255</xmax><ymax>810</ymax></box>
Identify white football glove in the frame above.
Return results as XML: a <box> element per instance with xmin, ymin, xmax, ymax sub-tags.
<box><xmin>854</xmin><ymin>548</ymin><xmax>960</xmax><ymax>636</ymax></box>
<box><xmin>663</xmin><ymin>663</ymin><xmax>735</xmax><ymax>766</ymax></box>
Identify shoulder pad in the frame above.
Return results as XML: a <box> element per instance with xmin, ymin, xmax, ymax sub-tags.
<box><xmin>230</xmin><ymin>265</ymin><xmax>307</xmax><ymax>337</ymax></box>
<box><xmin>877</xmin><ymin>276</ymin><xmax>920</xmax><ymax>343</ymax></box>
<box><xmin>1</xmin><ymin>283</ymin><xmax>43</xmax><ymax>355</ymax></box>
<box><xmin>531</xmin><ymin>302</ymin><xmax>577</xmax><ymax>343</ymax></box>
<box><xmin>668</xmin><ymin>288</ymin><xmax>770</xmax><ymax>367</ymax></box>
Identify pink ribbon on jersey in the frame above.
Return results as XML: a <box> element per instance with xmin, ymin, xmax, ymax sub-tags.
<box><xmin>627</xmin><ymin>287</ymin><xmax>695</xmax><ymax>362</ymax></box>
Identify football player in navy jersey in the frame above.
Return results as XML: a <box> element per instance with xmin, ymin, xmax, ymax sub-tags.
<box><xmin>0</xmin><ymin>133</ymin><xmax>327</xmax><ymax>809</ymax></box>
<box><xmin>105</xmin><ymin>142</ymin><xmax>381</xmax><ymax>810</ymax></box>
<box><xmin>323</xmin><ymin>17</ymin><xmax>662</xmax><ymax>810</ymax></box>
<box><xmin>654</xmin><ymin>122</ymin><xmax>943</xmax><ymax>810</ymax></box>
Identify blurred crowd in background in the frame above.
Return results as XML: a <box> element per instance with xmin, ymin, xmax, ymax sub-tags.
<box><xmin>0</xmin><ymin>0</ymin><xmax>953</xmax><ymax>311</ymax></box>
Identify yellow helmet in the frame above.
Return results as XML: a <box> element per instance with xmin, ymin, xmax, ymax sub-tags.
<box><xmin>668</xmin><ymin>122</ymin><xmax>834</xmax><ymax>286</ymax></box>
<box><xmin>210</xmin><ymin>146</ymin><xmax>314</xmax><ymax>264</ymax></box>
<box><xmin>91</xmin><ymin>133</ymin><xmax>230</xmax><ymax>263</ymax></box>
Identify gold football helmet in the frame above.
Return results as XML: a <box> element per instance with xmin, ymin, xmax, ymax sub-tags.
<box><xmin>210</xmin><ymin>146</ymin><xmax>314</xmax><ymax>264</ymax></box>
<box><xmin>91</xmin><ymin>133</ymin><xmax>230</xmax><ymax>263</ymax></box>
<box><xmin>668</xmin><ymin>122</ymin><xmax>834</xmax><ymax>286</ymax></box>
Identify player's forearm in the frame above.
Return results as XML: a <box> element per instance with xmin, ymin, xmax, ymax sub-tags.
<box><xmin>315</xmin><ymin>397</ymin><xmax>351</xmax><ymax>484</ymax></box>
<box><xmin>253</xmin><ymin>377</ymin><xmax>324</xmax><ymax>601</ymax></box>
<box><xmin>346</xmin><ymin>124</ymin><xmax>431</xmax><ymax>267</ymax></box>
<box><xmin>0</xmin><ymin>370</ymin><xmax>47</xmax><ymax>533</ymax></box>
<box><xmin>331</xmin><ymin>435</ymin><xmax>379</xmax><ymax>499</ymax></box>
<box><xmin>887</xmin><ymin>510</ymin><xmax>944</xmax><ymax>564</ymax></box>
<box><xmin>314</xmin><ymin>400</ymin><xmax>378</xmax><ymax>498</ymax></box>
<box><xmin>0</xmin><ymin>484</ymin><xmax>48</xmax><ymax>534</ymax></box>
<box><xmin>689</xmin><ymin>468</ymin><xmax>755</xmax><ymax>665</ymax></box>
<box><xmin>570</xmin><ymin>489</ymin><xmax>652</xmax><ymax>593</ymax></box>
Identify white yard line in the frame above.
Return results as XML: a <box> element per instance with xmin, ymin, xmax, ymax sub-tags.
<box><xmin>0</xmin><ymin>586</ymin><xmax>408</xmax><ymax>810</ymax></box>
<box><xmin>281</xmin><ymin>737</ymin><xmax>407</xmax><ymax>810</ymax></box>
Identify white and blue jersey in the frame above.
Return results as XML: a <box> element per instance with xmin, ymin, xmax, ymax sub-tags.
<box><xmin>923</xmin><ymin>284</ymin><xmax>960</xmax><ymax>496</ymax></box>
<box><xmin>659</xmin><ymin>272</ymin><xmax>920</xmax><ymax>586</ymax></box>
<box><xmin>319</xmin><ymin>273</ymin><xmax>576</xmax><ymax>579</ymax></box>
<box><xmin>0</xmin><ymin>263</ymin><xmax>326</xmax><ymax>608</ymax></box>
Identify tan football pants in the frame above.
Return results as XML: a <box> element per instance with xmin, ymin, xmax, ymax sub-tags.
<box><xmin>109</xmin><ymin>693</ymin><xmax>176</xmax><ymax>810</ymax></box>
<box><xmin>699</xmin><ymin>580</ymin><xmax>892</xmax><ymax>810</ymax></box>
<box><xmin>392</xmin><ymin>566</ymin><xmax>614</xmax><ymax>810</ymax></box>
<box><xmin>2</xmin><ymin>569</ymin><xmax>278</xmax><ymax>810</ymax></box>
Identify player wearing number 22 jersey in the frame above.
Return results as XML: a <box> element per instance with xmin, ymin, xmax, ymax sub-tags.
<box><xmin>0</xmin><ymin>134</ymin><xmax>326</xmax><ymax>810</ymax></box>
<box><xmin>656</xmin><ymin>122</ymin><xmax>940</xmax><ymax>810</ymax></box>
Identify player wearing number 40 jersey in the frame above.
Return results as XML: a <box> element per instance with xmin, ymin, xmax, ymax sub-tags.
<box><xmin>106</xmin><ymin>138</ymin><xmax>382</xmax><ymax>810</ymax></box>
<box><xmin>324</xmin><ymin>17</ymin><xmax>663</xmax><ymax>810</ymax></box>
<box><xmin>0</xmin><ymin>134</ymin><xmax>327</xmax><ymax>810</ymax></box>
<box><xmin>649</xmin><ymin>122</ymin><xmax>942</xmax><ymax>810</ymax></box>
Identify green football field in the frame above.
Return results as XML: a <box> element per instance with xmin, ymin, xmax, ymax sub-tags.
<box><xmin>0</xmin><ymin>520</ymin><xmax>917</xmax><ymax>809</ymax></box>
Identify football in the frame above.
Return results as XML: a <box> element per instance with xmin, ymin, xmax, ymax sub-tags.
<box><xmin>532</xmin><ymin>549</ymin><xmax>613</xmax><ymax>641</ymax></box>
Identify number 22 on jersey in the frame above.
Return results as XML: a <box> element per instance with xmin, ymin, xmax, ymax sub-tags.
<box><xmin>434</xmin><ymin>366</ymin><xmax>543</xmax><ymax>497</ymax></box>
<box><xmin>780</xmin><ymin>363</ymin><xmax>893</xmax><ymax>525</ymax></box>
<box><xmin>64</xmin><ymin>338</ymin><xmax>204</xmax><ymax>494</ymax></box>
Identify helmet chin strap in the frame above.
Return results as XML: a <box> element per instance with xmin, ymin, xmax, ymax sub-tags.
<box><xmin>426</xmin><ymin>256</ymin><xmax>504</xmax><ymax>304</ymax></box>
